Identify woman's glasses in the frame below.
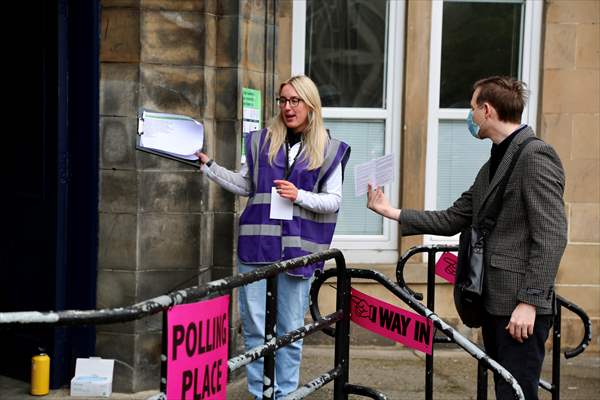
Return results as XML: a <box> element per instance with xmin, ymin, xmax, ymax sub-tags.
<box><xmin>276</xmin><ymin>96</ymin><xmax>303</xmax><ymax>108</ymax></box>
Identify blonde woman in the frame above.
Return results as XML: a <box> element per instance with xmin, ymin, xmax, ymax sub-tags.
<box><xmin>196</xmin><ymin>75</ymin><xmax>350</xmax><ymax>399</ymax></box>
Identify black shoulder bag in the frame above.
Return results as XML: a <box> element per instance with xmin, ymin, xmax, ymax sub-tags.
<box><xmin>454</xmin><ymin>137</ymin><xmax>539</xmax><ymax>328</ymax></box>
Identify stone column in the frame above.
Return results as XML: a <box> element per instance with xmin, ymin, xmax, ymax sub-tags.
<box><xmin>98</xmin><ymin>0</ymin><xmax>291</xmax><ymax>391</ymax></box>
<box><xmin>540</xmin><ymin>0</ymin><xmax>600</xmax><ymax>350</ymax></box>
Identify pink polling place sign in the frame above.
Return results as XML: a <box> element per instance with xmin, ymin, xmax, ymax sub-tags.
<box><xmin>350</xmin><ymin>288</ymin><xmax>434</xmax><ymax>355</ymax></box>
<box><xmin>167</xmin><ymin>295</ymin><xmax>229</xmax><ymax>400</ymax></box>
<box><xmin>435</xmin><ymin>252</ymin><xmax>458</xmax><ymax>284</ymax></box>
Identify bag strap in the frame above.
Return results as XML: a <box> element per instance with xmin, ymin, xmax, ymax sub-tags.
<box><xmin>478</xmin><ymin>136</ymin><xmax>540</xmax><ymax>233</ymax></box>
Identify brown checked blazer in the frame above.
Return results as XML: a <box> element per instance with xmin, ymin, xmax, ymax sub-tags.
<box><xmin>400</xmin><ymin>127</ymin><xmax>567</xmax><ymax>316</ymax></box>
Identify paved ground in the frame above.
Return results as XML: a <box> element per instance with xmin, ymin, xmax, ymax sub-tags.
<box><xmin>1</xmin><ymin>346</ymin><xmax>598</xmax><ymax>399</ymax></box>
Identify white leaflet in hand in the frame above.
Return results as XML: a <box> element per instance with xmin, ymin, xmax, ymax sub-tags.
<box><xmin>375</xmin><ymin>153</ymin><xmax>394</xmax><ymax>186</ymax></box>
<box><xmin>269</xmin><ymin>187</ymin><xmax>293</xmax><ymax>220</ymax></box>
<box><xmin>354</xmin><ymin>154</ymin><xmax>395</xmax><ymax>196</ymax></box>
<box><xmin>354</xmin><ymin>160</ymin><xmax>376</xmax><ymax>197</ymax></box>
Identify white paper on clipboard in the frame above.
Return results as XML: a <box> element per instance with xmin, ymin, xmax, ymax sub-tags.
<box><xmin>138</xmin><ymin>110</ymin><xmax>204</xmax><ymax>160</ymax></box>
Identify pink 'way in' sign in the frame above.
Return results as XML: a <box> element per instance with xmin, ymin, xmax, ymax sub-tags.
<box><xmin>350</xmin><ymin>288</ymin><xmax>434</xmax><ymax>355</ymax></box>
<box><xmin>435</xmin><ymin>252</ymin><xmax>458</xmax><ymax>284</ymax></box>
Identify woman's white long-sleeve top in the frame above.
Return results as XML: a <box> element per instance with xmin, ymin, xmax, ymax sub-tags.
<box><xmin>201</xmin><ymin>141</ymin><xmax>342</xmax><ymax>214</ymax></box>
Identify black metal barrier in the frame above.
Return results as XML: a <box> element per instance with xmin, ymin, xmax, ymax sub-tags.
<box><xmin>0</xmin><ymin>250</ymin><xmax>348</xmax><ymax>400</ymax></box>
<box><xmin>395</xmin><ymin>244</ymin><xmax>593</xmax><ymax>400</ymax></box>
<box><xmin>1</xmin><ymin>248</ymin><xmax>538</xmax><ymax>400</ymax></box>
<box><xmin>310</xmin><ymin>266</ymin><xmax>525</xmax><ymax>400</ymax></box>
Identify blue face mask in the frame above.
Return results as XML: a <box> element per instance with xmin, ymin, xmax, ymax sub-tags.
<box><xmin>466</xmin><ymin>110</ymin><xmax>480</xmax><ymax>138</ymax></box>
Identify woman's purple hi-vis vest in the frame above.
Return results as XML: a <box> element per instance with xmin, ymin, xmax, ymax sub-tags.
<box><xmin>238</xmin><ymin>128</ymin><xmax>350</xmax><ymax>277</ymax></box>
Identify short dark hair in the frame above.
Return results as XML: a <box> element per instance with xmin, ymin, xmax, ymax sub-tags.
<box><xmin>473</xmin><ymin>76</ymin><xmax>528</xmax><ymax>123</ymax></box>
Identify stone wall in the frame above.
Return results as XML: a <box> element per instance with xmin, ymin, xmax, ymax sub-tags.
<box><xmin>539</xmin><ymin>0</ymin><xmax>600</xmax><ymax>350</ymax></box>
<box><xmin>98</xmin><ymin>0</ymin><xmax>291</xmax><ymax>391</ymax></box>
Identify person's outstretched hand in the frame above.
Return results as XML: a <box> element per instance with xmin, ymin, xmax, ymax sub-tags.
<box><xmin>367</xmin><ymin>184</ymin><xmax>400</xmax><ymax>220</ymax></box>
<box><xmin>367</xmin><ymin>184</ymin><xmax>389</xmax><ymax>214</ymax></box>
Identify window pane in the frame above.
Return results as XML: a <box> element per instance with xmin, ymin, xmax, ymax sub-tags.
<box><xmin>437</xmin><ymin>120</ymin><xmax>491</xmax><ymax>209</ymax></box>
<box><xmin>440</xmin><ymin>1</ymin><xmax>523</xmax><ymax>108</ymax></box>
<box><xmin>325</xmin><ymin>119</ymin><xmax>385</xmax><ymax>235</ymax></box>
<box><xmin>305</xmin><ymin>0</ymin><xmax>388</xmax><ymax>108</ymax></box>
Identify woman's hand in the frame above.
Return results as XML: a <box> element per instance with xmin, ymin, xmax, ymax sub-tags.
<box><xmin>274</xmin><ymin>180</ymin><xmax>298</xmax><ymax>202</ymax></box>
<box><xmin>367</xmin><ymin>184</ymin><xmax>400</xmax><ymax>220</ymax></box>
<box><xmin>195</xmin><ymin>151</ymin><xmax>210</xmax><ymax>166</ymax></box>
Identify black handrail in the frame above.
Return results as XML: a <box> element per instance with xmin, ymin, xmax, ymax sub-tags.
<box><xmin>540</xmin><ymin>294</ymin><xmax>595</xmax><ymax>400</ymax></box>
<box><xmin>0</xmin><ymin>250</ymin><xmax>342</xmax><ymax>328</ymax></box>
<box><xmin>10</xmin><ymin>245</ymin><xmax>580</xmax><ymax>400</ymax></box>
<box><xmin>227</xmin><ymin>311</ymin><xmax>343</xmax><ymax>372</ymax></box>
<box><xmin>395</xmin><ymin>244</ymin><xmax>593</xmax><ymax>400</ymax></box>
<box><xmin>396</xmin><ymin>244</ymin><xmax>459</xmax><ymax>301</ymax></box>
<box><xmin>0</xmin><ymin>249</ymin><xmax>380</xmax><ymax>400</ymax></box>
<box><xmin>395</xmin><ymin>244</ymin><xmax>459</xmax><ymax>398</ymax></box>
<box><xmin>310</xmin><ymin>267</ymin><xmax>525</xmax><ymax>400</ymax></box>
<box><xmin>556</xmin><ymin>295</ymin><xmax>593</xmax><ymax>359</ymax></box>
<box><xmin>282</xmin><ymin>366</ymin><xmax>342</xmax><ymax>400</ymax></box>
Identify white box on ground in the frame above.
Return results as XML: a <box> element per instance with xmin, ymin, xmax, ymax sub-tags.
<box><xmin>70</xmin><ymin>357</ymin><xmax>114</xmax><ymax>397</ymax></box>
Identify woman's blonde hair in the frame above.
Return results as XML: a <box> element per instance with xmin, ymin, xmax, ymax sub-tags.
<box><xmin>266</xmin><ymin>75</ymin><xmax>328</xmax><ymax>170</ymax></box>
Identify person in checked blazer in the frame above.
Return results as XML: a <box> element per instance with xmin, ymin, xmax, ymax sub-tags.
<box><xmin>367</xmin><ymin>76</ymin><xmax>567</xmax><ymax>400</ymax></box>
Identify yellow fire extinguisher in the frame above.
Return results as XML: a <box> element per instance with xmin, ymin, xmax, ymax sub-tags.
<box><xmin>30</xmin><ymin>351</ymin><xmax>50</xmax><ymax>396</ymax></box>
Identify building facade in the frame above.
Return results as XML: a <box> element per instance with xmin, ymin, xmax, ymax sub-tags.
<box><xmin>2</xmin><ymin>0</ymin><xmax>595</xmax><ymax>393</ymax></box>
<box><xmin>98</xmin><ymin>0</ymin><xmax>599</xmax><ymax>392</ymax></box>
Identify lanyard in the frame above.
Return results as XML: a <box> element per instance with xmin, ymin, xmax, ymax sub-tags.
<box><xmin>284</xmin><ymin>140</ymin><xmax>303</xmax><ymax>180</ymax></box>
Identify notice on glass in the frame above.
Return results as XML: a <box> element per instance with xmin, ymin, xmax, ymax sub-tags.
<box><xmin>354</xmin><ymin>154</ymin><xmax>395</xmax><ymax>196</ymax></box>
<box><xmin>242</xmin><ymin>88</ymin><xmax>262</xmax><ymax>164</ymax></box>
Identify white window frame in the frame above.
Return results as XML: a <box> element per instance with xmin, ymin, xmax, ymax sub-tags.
<box><xmin>424</xmin><ymin>0</ymin><xmax>543</xmax><ymax>246</ymax></box>
<box><xmin>292</xmin><ymin>0</ymin><xmax>405</xmax><ymax>263</ymax></box>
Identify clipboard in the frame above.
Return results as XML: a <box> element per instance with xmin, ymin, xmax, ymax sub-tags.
<box><xmin>135</xmin><ymin>136</ymin><xmax>201</xmax><ymax>168</ymax></box>
<box><xmin>136</xmin><ymin>109</ymin><xmax>203</xmax><ymax>168</ymax></box>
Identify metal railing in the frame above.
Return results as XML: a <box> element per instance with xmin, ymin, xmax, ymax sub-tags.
<box><xmin>0</xmin><ymin>250</ymin><xmax>349</xmax><ymax>400</ymax></box>
<box><xmin>1</xmin><ymin>247</ymin><xmax>564</xmax><ymax>399</ymax></box>
<box><xmin>310</xmin><ymin>267</ymin><xmax>525</xmax><ymax>399</ymax></box>
<box><xmin>395</xmin><ymin>244</ymin><xmax>593</xmax><ymax>400</ymax></box>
